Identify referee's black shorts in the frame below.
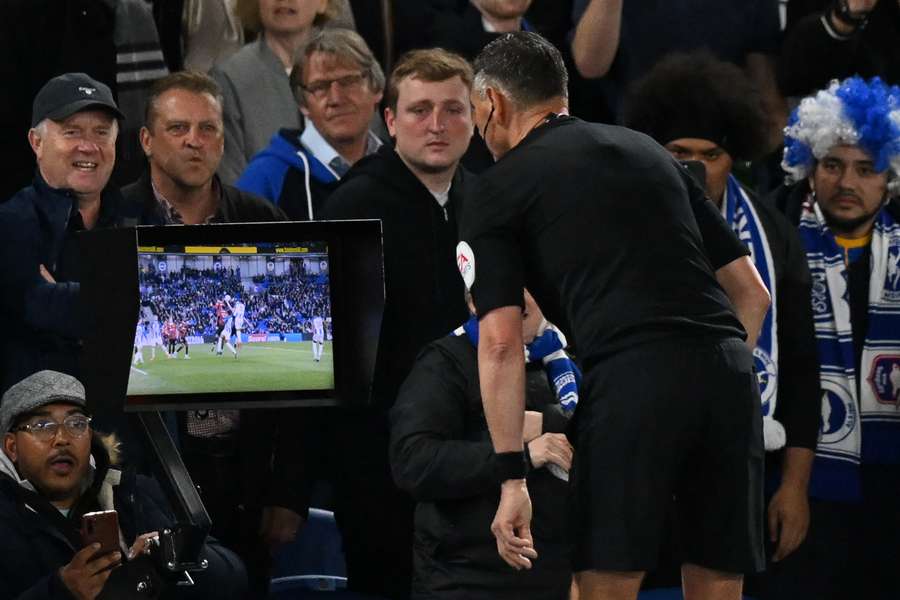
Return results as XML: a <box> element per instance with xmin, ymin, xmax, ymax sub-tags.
<box><xmin>569</xmin><ymin>336</ymin><xmax>764</xmax><ymax>575</ymax></box>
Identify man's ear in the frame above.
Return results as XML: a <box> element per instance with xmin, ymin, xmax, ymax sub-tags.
<box><xmin>3</xmin><ymin>433</ymin><xmax>18</xmax><ymax>464</ymax></box>
<box><xmin>807</xmin><ymin>175</ymin><xmax>816</xmax><ymax>195</ymax></box>
<box><xmin>384</xmin><ymin>106</ymin><xmax>397</xmax><ymax>138</ymax></box>
<box><xmin>487</xmin><ymin>87</ymin><xmax>510</xmax><ymax>129</ymax></box>
<box><xmin>27</xmin><ymin>129</ymin><xmax>43</xmax><ymax>159</ymax></box>
<box><xmin>139</xmin><ymin>126</ymin><xmax>153</xmax><ymax>158</ymax></box>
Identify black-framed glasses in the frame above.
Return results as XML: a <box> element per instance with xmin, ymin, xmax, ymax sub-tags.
<box><xmin>301</xmin><ymin>73</ymin><xmax>366</xmax><ymax>99</ymax></box>
<box><xmin>15</xmin><ymin>415</ymin><xmax>92</xmax><ymax>441</ymax></box>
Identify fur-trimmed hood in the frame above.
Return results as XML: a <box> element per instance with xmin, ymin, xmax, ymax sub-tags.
<box><xmin>0</xmin><ymin>432</ymin><xmax>123</xmax><ymax>506</ymax></box>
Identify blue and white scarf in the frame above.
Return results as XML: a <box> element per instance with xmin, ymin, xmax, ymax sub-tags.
<box><xmin>799</xmin><ymin>199</ymin><xmax>900</xmax><ymax>502</ymax></box>
<box><xmin>452</xmin><ymin>316</ymin><xmax>580</xmax><ymax>413</ymax></box>
<box><xmin>724</xmin><ymin>176</ymin><xmax>784</xmax><ymax>450</ymax></box>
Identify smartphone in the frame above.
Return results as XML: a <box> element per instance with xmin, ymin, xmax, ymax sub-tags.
<box><xmin>81</xmin><ymin>510</ymin><xmax>120</xmax><ymax>559</ymax></box>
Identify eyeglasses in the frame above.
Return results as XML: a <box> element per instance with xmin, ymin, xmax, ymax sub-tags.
<box><xmin>301</xmin><ymin>73</ymin><xmax>366</xmax><ymax>99</ymax></box>
<box><xmin>15</xmin><ymin>415</ymin><xmax>92</xmax><ymax>441</ymax></box>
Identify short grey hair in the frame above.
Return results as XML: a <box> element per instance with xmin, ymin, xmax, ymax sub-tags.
<box><xmin>31</xmin><ymin>116</ymin><xmax>119</xmax><ymax>140</ymax></box>
<box><xmin>290</xmin><ymin>28</ymin><xmax>385</xmax><ymax>107</ymax></box>
<box><xmin>473</xmin><ymin>32</ymin><xmax>568</xmax><ymax>110</ymax></box>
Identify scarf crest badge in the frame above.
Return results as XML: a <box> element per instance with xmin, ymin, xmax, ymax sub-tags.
<box><xmin>799</xmin><ymin>197</ymin><xmax>900</xmax><ymax>502</ymax></box>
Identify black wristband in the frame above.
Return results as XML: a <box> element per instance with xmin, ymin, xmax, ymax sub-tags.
<box><xmin>494</xmin><ymin>451</ymin><xmax>529</xmax><ymax>483</ymax></box>
<box><xmin>831</xmin><ymin>0</ymin><xmax>869</xmax><ymax>28</ymax></box>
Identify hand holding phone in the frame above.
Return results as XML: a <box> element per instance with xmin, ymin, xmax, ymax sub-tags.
<box><xmin>80</xmin><ymin>510</ymin><xmax>121</xmax><ymax>560</ymax></box>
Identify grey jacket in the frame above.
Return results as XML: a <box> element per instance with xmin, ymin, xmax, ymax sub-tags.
<box><xmin>211</xmin><ymin>35</ymin><xmax>300</xmax><ymax>184</ymax></box>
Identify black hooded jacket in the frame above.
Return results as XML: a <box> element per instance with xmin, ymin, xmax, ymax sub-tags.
<box><xmin>321</xmin><ymin>145</ymin><xmax>471</xmax><ymax>413</ymax></box>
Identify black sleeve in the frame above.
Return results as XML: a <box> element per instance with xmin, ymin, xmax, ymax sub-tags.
<box><xmin>319</xmin><ymin>178</ymin><xmax>380</xmax><ymax>221</ymax></box>
<box><xmin>778</xmin><ymin>10</ymin><xmax>862</xmax><ymax>97</ymax></box>
<box><xmin>0</xmin><ymin>209</ymin><xmax>82</xmax><ymax>340</ymax></box>
<box><xmin>389</xmin><ymin>344</ymin><xmax>498</xmax><ymax>502</ymax></box>
<box><xmin>681</xmin><ymin>167</ymin><xmax>750</xmax><ymax>270</ymax></box>
<box><xmin>769</xmin><ymin>209</ymin><xmax>822</xmax><ymax>450</ymax></box>
<box><xmin>458</xmin><ymin>177</ymin><xmax>526</xmax><ymax>318</ymax></box>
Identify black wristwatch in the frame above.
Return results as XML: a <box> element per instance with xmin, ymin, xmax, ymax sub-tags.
<box><xmin>494</xmin><ymin>451</ymin><xmax>529</xmax><ymax>483</ymax></box>
<box><xmin>831</xmin><ymin>0</ymin><xmax>870</xmax><ymax>29</ymax></box>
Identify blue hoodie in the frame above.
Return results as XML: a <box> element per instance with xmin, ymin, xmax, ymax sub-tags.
<box><xmin>236</xmin><ymin>128</ymin><xmax>340</xmax><ymax>221</ymax></box>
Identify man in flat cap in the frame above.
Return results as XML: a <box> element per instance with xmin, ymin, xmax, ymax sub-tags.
<box><xmin>0</xmin><ymin>73</ymin><xmax>126</xmax><ymax>393</ymax></box>
<box><xmin>0</xmin><ymin>370</ymin><xmax>246</xmax><ymax>599</ymax></box>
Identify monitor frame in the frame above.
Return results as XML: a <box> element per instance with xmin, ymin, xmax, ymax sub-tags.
<box><xmin>79</xmin><ymin>220</ymin><xmax>384</xmax><ymax>413</ymax></box>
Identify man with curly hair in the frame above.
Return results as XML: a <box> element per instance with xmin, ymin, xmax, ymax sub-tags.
<box><xmin>624</xmin><ymin>51</ymin><xmax>821</xmax><ymax>568</ymax></box>
<box><xmin>766</xmin><ymin>75</ymin><xmax>900</xmax><ymax>600</ymax></box>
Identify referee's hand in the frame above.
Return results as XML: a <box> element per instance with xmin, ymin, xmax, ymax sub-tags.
<box><xmin>492</xmin><ymin>480</ymin><xmax>538</xmax><ymax>570</ymax></box>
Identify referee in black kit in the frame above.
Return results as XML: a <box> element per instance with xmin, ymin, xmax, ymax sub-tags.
<box><xmin>459</xmin><ymin>33</ymin><xmax>771</xmax><ymax>600</ymax></box>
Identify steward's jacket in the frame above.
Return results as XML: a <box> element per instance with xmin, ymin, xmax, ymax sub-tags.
<box><xmin>390</xmin><ymin>335</ymin><xmax>571</xmax><ymax>600</ymax></box>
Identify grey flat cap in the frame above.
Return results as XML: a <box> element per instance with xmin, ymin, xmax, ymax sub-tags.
<box><xmin>0</xmin><ymin>370</ymin><xmax>87</xmax><ymax>434</ymax></box>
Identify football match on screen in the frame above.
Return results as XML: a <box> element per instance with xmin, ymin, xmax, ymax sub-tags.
<box><xmin>127</xmin><ymin>242</ymin><xmax>333</xmax><ymax>396</ymax></box>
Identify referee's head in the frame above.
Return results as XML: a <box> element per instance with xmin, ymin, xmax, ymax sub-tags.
<box><xmin>472</xmin><ymin>31</ymin><xmax>569</xmax><ymax>160</ymax></box>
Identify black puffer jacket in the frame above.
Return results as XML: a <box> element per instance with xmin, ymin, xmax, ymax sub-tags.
<box><xmin>390</xmin><ymin>335</ymin><xmax>571</xmax><ymax>600</ymax></box>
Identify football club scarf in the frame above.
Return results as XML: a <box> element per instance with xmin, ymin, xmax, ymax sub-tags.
<box><xmin>452</xmin><ymin>316</ymin><xmax>580</xmax><ymax>413</ymax></box>
<box><xmin>799</xmin><ymin>199</ymin><xmax>900</xmax><ymax>502</ymax></box>
<box><xmin>724</xmin><ymin>175</ymin><xmax>784</xmax><ymax>450</ymax></box>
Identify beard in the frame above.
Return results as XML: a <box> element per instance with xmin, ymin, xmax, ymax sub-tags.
<box><xmin>819</xmin><ymin>191</ymin><xmax>885</xmax><ymax>236</ymax></box>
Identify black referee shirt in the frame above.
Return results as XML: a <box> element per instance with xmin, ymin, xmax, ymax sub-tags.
<box><xmin>459</xmin><ymin>116</ymin><xmax>748</xmax><ymax>369</ymax></box>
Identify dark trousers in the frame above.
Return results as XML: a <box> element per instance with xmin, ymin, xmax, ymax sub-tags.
<box><xmin>181</xmin><ymin>441</ymin><xmax>271</xmax><ymax>600</ymax></box>
<box><xmin>751</xmin><ymin>464</ymin><xmax>900</xmax><ymax>600</ymax></box>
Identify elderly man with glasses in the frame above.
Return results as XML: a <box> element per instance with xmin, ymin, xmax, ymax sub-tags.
<box><xmin>0</xmin><ymin>370</ymin><xmax>245</xmax><ymax>600</ymax></box>
<box><xmin>236</xmin><ymin>27</ymin><xmax>385</xmax><ymax>220</ymax></box>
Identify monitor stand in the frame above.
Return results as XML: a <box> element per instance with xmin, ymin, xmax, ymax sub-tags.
<box><xmin>136</xmin><ymin>411</ymin><xmax>211</xmax><ymax>579</ymax></box>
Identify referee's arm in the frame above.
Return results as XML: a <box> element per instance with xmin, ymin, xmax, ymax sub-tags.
<box><xmin>478</xmin><ymin>305</ymin><xmax>526</xmax><ymax>454</ymax></box>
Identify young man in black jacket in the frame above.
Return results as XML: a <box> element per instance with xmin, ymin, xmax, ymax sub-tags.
<box><xmin>390</xmin><ymin>291</ymin><xmax>574</xmax><ymax>600</ymax></box>
<box><xmin>0</xmin><ymin>370</ymin><xmax>245</xmax><ymax>600</ymax></box>
<box><xmin>319</xmin><ymin>48</ymin><xmax>476</xmax><ymax>599</ymax></box>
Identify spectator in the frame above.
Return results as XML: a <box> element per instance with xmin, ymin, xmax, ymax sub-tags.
<box><xmin>624</xmin><ymin>50</ymin><xmax>821</xmax><ymax>576</ymax></box>
<box><xmin>236</xmin><ymin>28</ymin><xmax>385</xmax><ymax>220</ymax></box>
<box><xmin>570</xmin><ymin>0</ymin><xmax>787</xmax><ymax>146</ymax></box>
<box><xmin>390</xmin><ymin>290</ymin><xmax>574</xmax><ymax>600</ymax></box>
<box><xmin>762</xmin><ymin>76</ymin><xmax>900</xmax><ymax>600</ymax></box>
<box><xmin>119</xmin><ymin>70</ymin><xmax>301</xmax><ymax>598</ymax></box>
<box><xmin>0</xmin><ymin>0</ymin><xmax>168</xmax><ymax>200</ymax></box>
<box><xmin>211</xmin><ymin>0</ymin><xmax>340</xmax><ymax>184</ymax></box>
<box><xmin>0</xmin><ymin>370</ymin><xmax>245</xmax><ymax>599</ymax></box>
<box><xmin>120</xmin><ymin>71</ymin><xmax>285</xmax><ymax>225</ymax></box>
<box><xmin>779</xmin><ymin>0</ymin><xmax>900</xmax><ymax>98</ymax></box>
<box><xmin>153</xmin><ymin>0</ymin><xmax>246</xmax><ymax>73</ymax></box>
<box><xmin>320</xmin><ymin>48</ymin><xmax>476</xmax><ymax>598</ymax></box>
<box><xmin>0</xmin><ymin>73</ymin><xmax>125</xmax><ymax>393</ymax></box>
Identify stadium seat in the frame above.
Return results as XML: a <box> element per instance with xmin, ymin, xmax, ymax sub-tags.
<box><xmin>271</xmin><ymin>508</ymin><xmax>347</xmax><ymax>593</ymax></box>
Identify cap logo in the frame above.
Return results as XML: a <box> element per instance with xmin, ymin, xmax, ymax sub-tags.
<box><xmin>456</xmin><ymin>241</ymin><xmax>476</xmax><ymax>290</ymax></box>
<box><xmin>78</xmin><ymin>86</ymin><xmax>97</xmax><ymax>96</ymax></box>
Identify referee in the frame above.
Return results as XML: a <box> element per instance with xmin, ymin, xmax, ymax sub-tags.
<box><xmin>460</xmin><ymin>32</ymin><xmax>771</xmax><ymax>600</ymax></box>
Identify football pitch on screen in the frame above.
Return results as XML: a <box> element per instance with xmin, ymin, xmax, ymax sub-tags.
<box><xmin>128</xmin><ymin>342</ymin><xmax>333</xmax><ymax>395</ymax></box>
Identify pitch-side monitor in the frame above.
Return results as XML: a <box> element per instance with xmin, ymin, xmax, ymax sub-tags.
<box><xmin>79</xmin><ymin>221</ymin><xmax>383</xmax><ymax>412</ymax></box>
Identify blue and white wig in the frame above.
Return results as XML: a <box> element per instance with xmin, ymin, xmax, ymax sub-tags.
<box><xmin>782</xmin><ymin>76</ymin><xmax>900</xmax><ymax>195</ymax></box>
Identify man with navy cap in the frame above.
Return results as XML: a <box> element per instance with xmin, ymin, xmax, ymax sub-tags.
<box><xmin>0</xmin><ymin>73</ymin><xmax>125</xmax><ymax>393</ymax></box>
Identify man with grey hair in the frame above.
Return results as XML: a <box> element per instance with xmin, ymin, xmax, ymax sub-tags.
<box><xmin>459</xmin><ymin>32</ymin><xmax>771</xmax><ymax>600</ymax></box>
<box><xmin>0</xmin><ymin>73</ymin><xmax>125</xmax><ymax>393</ymax></box>
<box><xmin>236</xmin><ymin>27</ymin><xmax>385</xmax><ymax>220</ymax></box>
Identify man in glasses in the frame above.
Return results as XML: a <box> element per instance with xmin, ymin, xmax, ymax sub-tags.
<box><xmin>0</xmin><ymin>370</ymin><xmax>245</xmax><ymax>599</ymax></box>
<box><xmin>236</xmin><ymin>28</ymin><xmax>385</xmax><ymax>220</ymax></box>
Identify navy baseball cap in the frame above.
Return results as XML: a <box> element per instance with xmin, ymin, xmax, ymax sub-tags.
<box><xmin>31</xmin><ymin>73</ymin><xmax>125</xmax><ymax>127</ymax></box>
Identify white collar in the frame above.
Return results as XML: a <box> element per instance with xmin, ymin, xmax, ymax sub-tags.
<box><xmin>300</xmin><ymin>120</ymin><xmax>382</xmax><ymax>176</ymax></box>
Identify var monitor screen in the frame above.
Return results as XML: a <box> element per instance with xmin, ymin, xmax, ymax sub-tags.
<box><xmin>127</xmin><ymin>242</ymin><xmax>333</xmax><ymax>397</ymax></box>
